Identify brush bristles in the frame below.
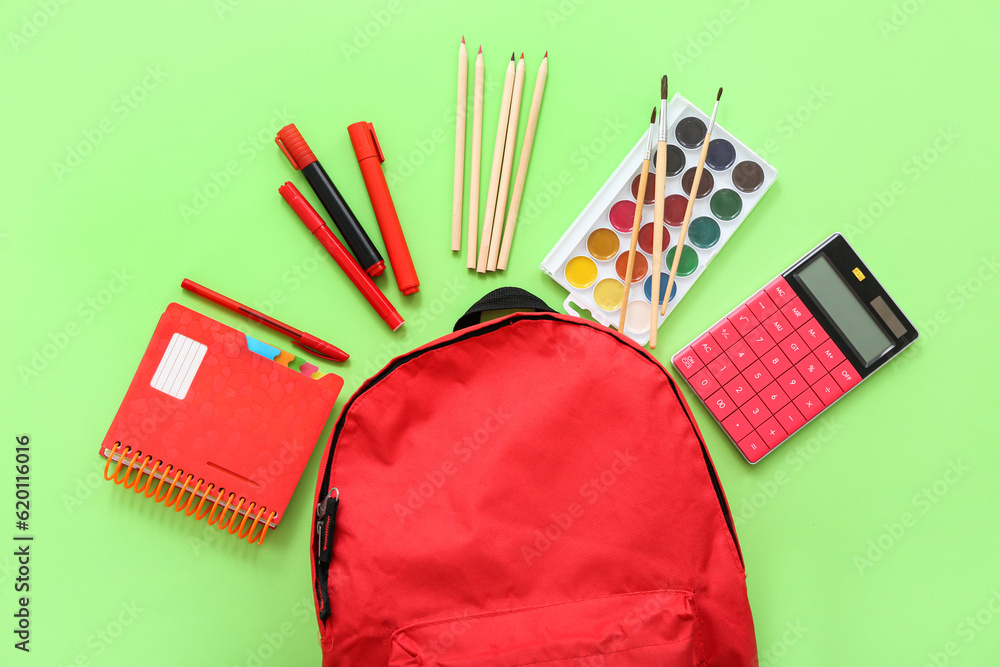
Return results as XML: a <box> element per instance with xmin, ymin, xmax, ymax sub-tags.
<box><xmin>717</xmin><ymin>87</ymin><xmax>723</xmax><ymax>101</ymax></box>
<box><xmin>661</xmin><ymin>75</ymin><xmax>669</xmax><ymax>100</ymax></box>
<box><xmin>650</xmin><ymin>107</ymin><xmax>657</xmax><ymax>123</ymax></box>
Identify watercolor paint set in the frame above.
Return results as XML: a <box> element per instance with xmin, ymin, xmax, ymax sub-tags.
<box><xmin>541</xmin><ymin>93</ymin><xmax>777</xmax><ymax>345</ymax></box>
<box><xmin>672</xmin><ymin>234</ymin><xmax>918</xmax><ymax>463</ymax></box>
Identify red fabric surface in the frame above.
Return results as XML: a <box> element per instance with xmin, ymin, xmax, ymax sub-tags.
<box><xmin>313</xmin><ymin>313</ymin><xmax>756</xmax><ymax>665</ymax></box>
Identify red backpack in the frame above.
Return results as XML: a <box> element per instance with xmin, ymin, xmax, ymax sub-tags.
<box><xmin>311</xmin><ymin>288</ymin><xmax>756</xmax><ymax>665</ymax></box>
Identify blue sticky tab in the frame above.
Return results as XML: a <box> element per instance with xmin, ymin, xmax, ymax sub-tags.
<box><xmin>245</xmin><ymin>335</ymin><xmax>281</xmax><ymax>361</ymax></box>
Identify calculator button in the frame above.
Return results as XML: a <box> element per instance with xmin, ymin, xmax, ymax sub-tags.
<box><xmin>794</xmin><ymin>353</ymin><xmax>826</xmax><ymax>385</ymax></box>
<box><xmin>757</xmin><ymin>418</ymin><xmax>787</xmax><ymax>449</ymax></box>
<box><xmin>740</xmin><ymin>395</ymin><xmax>771</xmax><ymax>428</ymax></box>
<box><xmin>746</xmin><ymin>291</ymin><xmax>777</xmax><ymax>319</ymax></box>
<box><xmin>811</xmin><ymin>373</ymin><xmax>844</xmax><ymax>406</ymax></box>
<box><xmin>746</xmin><ymin>326</ymin><xmax>776</xmax><ymax>357</ymax></box>
<box><xmin>832</xmin><ymin>360</ymin><xmax>861</xmax><ymax>392</ymax></box>
<box><xmin>778</xmin><ymin>332</ymin><xmax>809</xmax><ymax>364</ymax></box>
<box><xmin>709</xmin><ymin>321</ymin><xmax>739</xmax><ymax>350</ymax></box>
<box><xmin>707</xmin><ymin>352</ymin><xmax>738</xmax><ymax>385</ymax></box>
<box><xmin>764</xmin><ymin>312</ymin><xmax>793</xmax><ymax>342</ymax></box>
<box><xmin>737</xmin><ymin>434</ymin><xmax>768</xmax><ymax>463</ymax></box>
<box><xmin>724</xmin><ymin>375</ymin><xmax>753</xmax><ymax>407</ymax></box>
<box><xmin>793</xmin><ymin>388</ymin><xmax>823</xmax><ymax>421</ymax></box>
<box><xmin>728</xmin><ymin>305</ymin><xmax>758</xmax><ymax>335</ymax></box>
<box><xmin>776</xmin><ymin>368</ymin><xmax>807</xmax><ymax>399</ymax></box>
<box><xmin>673</xmin><ymin>348</ymin><xmax>704</xmax><ymax>378</ymax></box>
<box><xmin>722</xmin><ymin>412</ymin><xmax>754</xmax><ymax>442</ymax></box>
<box><xmin>775</xmin><ymin>403</ymin><xmax>806</xmax><ymax>435</ymax></box>
<box><xmin>726</xmin><ymin>339</ymin><xmax>755</xmax><ymax>371</ymax></box>
<box><xmin>764</xmin><ymin>276</ymin><xmax>795</xmax><ymax>307</ymax></box>
<box><xmin>692</xmin><ymin>333</ymin><xmax>723</xmax><ymax>363</ymax></box>
<box><xmin>781</xmin><ymin>297</ymin><xmax>810</xmax><ymax>327</ymax></box>
<box><xmin>743</xmin><ymin>361</ymin><xmax>773</xmax><ymax>393</ymax></box>
<box><xmin>761</xmin><ymin>381</ymin><xmax>790</xmax><ymax>413</ymax></box>
<box><xmin>761</xmin><ymin>347</ymin><xmax>792</xmax><ymax>377</ymax></box>
<box><xmin>706</xmin><ymin>388</ymin><xmax>737</xmax><ymax>421</ymax></box>
<box><xmin>688</xmin><ymin>368</ymin><xmax>720</xmax><ymax>399</ymax></box>
<box><xmin>815</xmin><ymin>340</ymin><xmax>846</xmax><ymax>371</ymax></box>
<box><xmin>798</xmin><ymin>318</ymin><xmax>830</xmax><ymax>350</ymax></box>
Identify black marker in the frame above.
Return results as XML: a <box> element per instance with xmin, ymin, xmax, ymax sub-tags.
<box><xmin>276</xmin><ymin>124</ymin><xmax>385</xmax><ymax>277</ymax></box>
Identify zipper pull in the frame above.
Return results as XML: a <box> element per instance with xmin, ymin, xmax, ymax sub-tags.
<box><xmin>315</xmin><ymin>488</ymin><xmax>339</xmax><ymax>565</ymax></box>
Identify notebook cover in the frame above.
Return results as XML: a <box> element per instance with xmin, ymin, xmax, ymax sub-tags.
<box><xmin>100</xmin><ymin>303</ymin><xmax>343</xmax><ymax>526</ymax></box>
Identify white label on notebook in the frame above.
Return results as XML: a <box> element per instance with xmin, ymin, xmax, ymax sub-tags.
<box><xmin>150</xmin><ymin>333</ymin><xmax>207</xmax><ymax>400</ymax></box>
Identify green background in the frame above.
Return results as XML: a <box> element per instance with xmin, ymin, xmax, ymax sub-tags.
<box><xmin>3</xmin><ymin>0</ymin><xmax>998</xmax><ymax>664</ymax></box>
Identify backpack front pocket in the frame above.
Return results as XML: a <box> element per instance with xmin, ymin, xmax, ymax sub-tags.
<box><xmin>387</xmin><ymin>589</ymin><xmax>705</xmax><ymax>666</ymax></box>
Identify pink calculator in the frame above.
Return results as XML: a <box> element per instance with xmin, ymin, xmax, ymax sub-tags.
<box><xmin>672</xmin><ymin>234</ymin><xmax>917</xmax><ymax>463</ymax></box>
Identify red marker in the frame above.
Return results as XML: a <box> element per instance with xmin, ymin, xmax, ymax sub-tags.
<box><xmin>180</xmin><ymin>279</ymin><xmax>349</xmax><ymax>362</ymax></box>
<box><xmin>347</xmin><ymin>122</ymin><xmax>420</xmax><ymax>295</ymax></box>
<box><xmin>279</xmin><ymin>182</ymin><xmax>404</xmax><ymax>331</ymax></box>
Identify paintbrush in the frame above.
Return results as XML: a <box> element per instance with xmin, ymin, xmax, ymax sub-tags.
<box><xmin>661</xmin><ymin>88</ymin><xmax>723</xmax><ymax>317</ymax></box>
<box><xmin>649</xmin><ymin>75</ymin><xmax>668</xmax><ymax>349</ymax></box>
<box><xmin>618</xmin><ymin>106</ymin><xmax>656</xmax><ymax>333</ymax></box>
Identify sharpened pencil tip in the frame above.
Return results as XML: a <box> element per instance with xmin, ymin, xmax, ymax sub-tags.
<box><xmin>461</xmin><ymin>35</ymin><xmax>465</xmax><ymax>43</ymax></box>
<box><xmin>651</xmin><ymin>107</ymin><xmax>657</xmax><ymax>123</ymax></box>
<box><xmin>520</xmin><ymin>52</ymin><xmax>524</xmax><ymax>60</ymax></box>
<box><xmin>544</xmin><ymin>50</ymin><xmax>548</xmax><ymax>58</ymax></box>
<box><xmin>717</xmin><ymin>87</ymin><xmax>723</xmax><ymax>101</ymax></box>
<box><xmin>510</xmin><ymin>52</ymin><xmax>515</xmax><ymax>61</ymax></box>
<box><xmin>661</xmin><ymin>75</ymin><xmax>668</xmax><ymax>100</ymax></box>
<box><xmin>478</xmin><ymin>45</ymin><xmax>482</xmax><ymax>54</ymax></box>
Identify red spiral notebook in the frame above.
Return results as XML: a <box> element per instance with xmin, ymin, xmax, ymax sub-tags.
<box><xmin>100</xmin><ymin>303</ymin><xmax>343</xmax><ymax>544</ymax></box>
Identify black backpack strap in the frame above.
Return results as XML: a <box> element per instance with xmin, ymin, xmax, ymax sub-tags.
<box><xmin>454</xmin><ymin>287</ymin><xmax>555</xmax><ymax>331</ymax></box>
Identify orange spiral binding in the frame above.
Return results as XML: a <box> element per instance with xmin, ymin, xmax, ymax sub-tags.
<box><xmin>144</xmin><ymin>463</ymin><xmax>170</xmax><ymax>498</ymax></box>
<box><xmin>235</xmin><ymin>502</ymin><xmax>257</xmax><ymax>538</ymax></box>
<box><xmin>180</xmin><ymin>479</ymin><xmax>203</xmax><ymax>515</ymax></box>
<box><xmin>208</xmin><ymin>491</ymin><xmax>235</xmax><ymax>527</ymax></box>
<box><xmin>107</xmin><ymin>444</ymin><xmax>135</xmax><ymax>485</ymax></box>
<box><xmin>151</xmin><ymin>466</ymin><xmax>177</xmax><ymax>503</ymax></box>
<box><xmin>120</xmin><ymin>450</ymin><xmax>143</xmax><ymax>488</ymax></box>
<box><xmin>254</xmin><ymin>511</ymin><xmax>278</xmax><ymax>545</ymax></box>
<box><xmin>193</xmin><ymin>483</ymin><xmax>215</xmax><ymax>520</ymax></box>
<box><xmin>136</xmin><ymin>460</ymin><xmax>161</xmax><ymax>495</ymax></box>
<box><xmin>103</xmin><ymin>445</ymin><xmax>273</xmax><ymax>545</ymax></box>
<box><xmin>165</xmin><ymin>474</ymin><xmax>193</xmax><ymax>510</ymax></box>
<box><xmin>124</xmin><ymin>455</ymin><xmax>152</xmax><ymax>490</ymax></box>
<box><xmin>104</xmin><ymin>442</ymin><xmax>123</xmax><ymax>481</ymax></box>
<box><xmin>225</xmin><ymin>497</ymin><xmax>246</xmax><ymax>533</ymax></box>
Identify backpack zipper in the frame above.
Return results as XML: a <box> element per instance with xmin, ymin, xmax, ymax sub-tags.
<box><xmin>312</xmin><ymin>313</ymin><xmax>742</xmax><ymax>620</ymax></box>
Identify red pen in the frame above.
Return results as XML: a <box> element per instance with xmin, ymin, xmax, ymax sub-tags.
<box><xmin>347</xmin><ymin>122</ymin><xmax>420</xmax><ymax>296</ymax></box>
<box><xmin>278</xmin><ymin>182</ymin><xmax>405</xmax><ymax>331</ymax></box>
<box><xmin>180</xmin><ymin>279</ymin><xmax>349</xmax><ymax>362</ymax></box>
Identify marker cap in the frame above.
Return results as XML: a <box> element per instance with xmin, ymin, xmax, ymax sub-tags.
<box><xmin>275</xmin><ymin>124</ymin><xmax>318</xmax><ymax>171</ymax></box>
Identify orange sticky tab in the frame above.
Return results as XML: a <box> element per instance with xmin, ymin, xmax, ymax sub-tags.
<box><xmin>274</xmin><ymin>350</ymin><xmax>295</xmax><ymax>367</ymax></box>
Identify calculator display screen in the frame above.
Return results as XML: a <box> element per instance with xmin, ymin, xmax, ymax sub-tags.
<box><xmin>795</xmin><ymin>254</ymin><xmax>893</xmax><ymax>365</ymax></box>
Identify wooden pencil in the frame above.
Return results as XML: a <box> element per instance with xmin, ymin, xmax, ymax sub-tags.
<box><xmin>486</xmin><ymin>53</ymin><xmax>526</xmax><ymax>271</ymax></box>
<box><xmin>618</xmin><ymin>107</ymin><xmax>656</xmax><ymax>332</ymax></box>
<box><xmin>476</xmin><ymin>53</ymin><xmax>516</xmax><ymax>273</ymax></box>
<box><xmin>451</xmin><ymin>36</ymin><xmax>467</xmax><ymax>252</ymax></box>
<box><xmin>497</xmin><ymin>52</ymin><xmax>548</xmax><ymax>271</ymax></box>
<box><xmin>650</xmin><ymin>76</ymin><xmax>669</xmax><ymax>349</ymax></box>
<box><xmin>661</xmin><ymin>88</ymin><xmax>723</xmax><ymax>317</ymax></box>
<box><xmin>466</xmin><ymin>45</ymin><xmax>484</xmax><ymax>269</ymax></box>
